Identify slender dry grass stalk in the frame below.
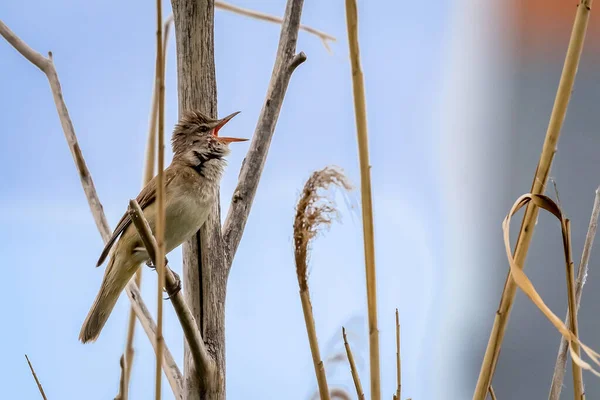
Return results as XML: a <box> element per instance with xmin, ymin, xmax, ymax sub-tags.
<box><xmin>489</xmin><ymin>386</ymin><xmax>497</xmax><ymax>400</ymax></box>
<box><xmin>395</xmin><ymin>309</ymin><xmax>401</xmax><ymax>400</ymax></box>
<box><xmin>342</xmin><ymin>327</ymin><xmax>365</xmax><ymax>400</ymax></box>
<box><xmin>550</xmin><ymin>187</ymin><xmax>600</xmax><ymax>399</ymax></box>
<box><xmin>294</xmin><ymin>166</ymin><xmax>352</xmax><ymax>400</ymax></box>
<box><xmin>214</xmin><ymin>1</ymin><xmax>335</xmax><ymax>51</ymax></box>
<box><xmin>25</xmin><ymin>355</ymin><xmax>47</xmax><ymax>400</ymax></box>
<box><xmin>564</xmin><ymin>219</ymin><xmax>584</xmax><ymax>399</ymax></box>
<box><xmin>154</xmin><ymin>0</ymin><xmax>167</xmax><ymax>397</ymax></box>
<box><xmin>117</xmin><ymin>355</ymin><xmax>126</xmax><ymax>400</ymax></box>
<box><xmin>119</xmin><ymin>15</ymin><xmax>174</xmax><ymax>400</ymax></box>
<box><xmin>344</xmin><ymin>0</ymin><xmax>381</xmax><ymax>398</ymax></box>
<box><xmin>474</xmin><ymin>2</ymin><xmax>594</xmax><ymax>398</ymax></box>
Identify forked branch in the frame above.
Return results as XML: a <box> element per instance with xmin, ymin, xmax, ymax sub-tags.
<box><xmin>0</xmin><ymin>19</ymin><xmax>183</xmax><ymax>399</ymax></box>
<box><xmin>222</xmin><ymin>0</ymin><xmax>307</xmax><ymax>264</ymax></box>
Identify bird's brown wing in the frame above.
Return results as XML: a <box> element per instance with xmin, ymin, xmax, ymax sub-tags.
<box><xmin>96</xmin><ymin>167</ymin><xmax>179</xmax><ymax>267</ymax></box>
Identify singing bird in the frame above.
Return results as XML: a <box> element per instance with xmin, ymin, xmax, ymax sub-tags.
<box><xmin>79</xmin><ymin>110</ymin><xmax>246</xmax><ymax>343</ymax></box>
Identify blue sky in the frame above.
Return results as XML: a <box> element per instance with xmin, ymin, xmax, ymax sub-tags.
<box><xmin>0</xmin><ymin>0</ymin><xmax>452</xmax><ymax>398</ymax></box>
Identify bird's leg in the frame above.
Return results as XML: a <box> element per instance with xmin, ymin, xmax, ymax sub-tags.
<box><xmin>164</xmin><ymin>268</ymin><xmax>181</xmax><ymax>300</ymax></box>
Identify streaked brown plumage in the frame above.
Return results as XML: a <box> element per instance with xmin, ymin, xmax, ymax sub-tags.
<box><xmin>79</xmin><ymin>110</ymin><xmax>246</xmax><ymax>343</ymax></box>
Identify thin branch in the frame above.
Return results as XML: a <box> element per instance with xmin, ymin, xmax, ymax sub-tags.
<box><xmin>342</xmin><ymin>327</ymin><xmax>365</xmax><ymax>400</ymax></box>
<box><xmin>215</xmin><ymin>1</ymin><xmax>335</xmax><ymax>52</ymax></box>
<box><xmin>564</xmin><ymin>220</ymin><xmax>584</xmax><ymax>399</ymax></box>
<box><xmin>222</xmin><ymin>0</ymin><xmax>307</xmax><ymax>265</ymax></box>
<box><xmin>489</xmin><ymin>386</ymin><xmax>497</xmax><ymax>400</ymax></box>
<box><xmin>125</xmin><ymin>282</ymin><xmax>183</xmax><ymax>399</ymax></box>
<box><xmin>120</xmin><ymin>14</ymin><xmax>174</xmax><ymax>400</ymax></box>
<box><xmin>344</xmin><ymin>0</ymin><xmax>381</xmax><ymax>398</ymax></box>
<box><xmin>25</xmin><ymin>355</ymin><xmax>47</xmax><ymax>400</ymax></box>
<box><xmin>0</xmin><ymin>19</ymin><xmax>183</xmax><ymax>399</ymax></box>
<box><xmin>154</xmin><ymin>0</ymin><xmax>167</xmax><ymax>397</ymax></box>
<box><xmin>0</xmin><ymin>19</ymin><xmax>110</xmax><ymax>240</ymax></box>
<box><xmin>128</xmin><ymin>200</ymin><xmax>215</xmax><ymax>380</ymax></box>
<box><xmin>474</xmin><ymin>1</ymin><xmax>594</xmax><ymax>397</ymax></box>
<box><xmin>395</xmin><ymin>309</ymin><xmax>401</xmax><ymax>400</ymax></box>
<box><xmin>549</xmin><ymin>187</ymin><xmax>600</xmax><ymax>400</ymax></box>
<box><xmin>115</xmin><ymin>355</ymin><xmax>126</xmax><ymax>400</ymax></box>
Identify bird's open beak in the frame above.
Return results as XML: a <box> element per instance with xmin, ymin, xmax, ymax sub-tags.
<box><xmin>213</xmin><ymin>111</ymin><xmax>247</xmax><ymax>143</ymax></box>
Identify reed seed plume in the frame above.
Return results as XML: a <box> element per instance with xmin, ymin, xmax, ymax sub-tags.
<box><xmin>293</xmin><ymin>166</ymin><xmax>352</xmax><ymax>290</ymax></box>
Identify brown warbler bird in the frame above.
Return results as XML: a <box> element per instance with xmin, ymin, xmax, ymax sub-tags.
<box><xmin>79</xmin><ymin>109</ymin><xmax>246</xmax><ymax>343</ymax></box>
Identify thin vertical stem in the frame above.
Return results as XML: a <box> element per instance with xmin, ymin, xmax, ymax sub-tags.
<box><xmin>473</xmin><ymin>2</ymin><xmax>594</xmax><ymax>398</ymax></box>
<box><xmin>563</xmin><ymin>220</ymin><xmax>584</xmax><ymax>399</ymax></box>
<box><xmin>300</xmin><ymin>290</ymin><xmax>331</xmax><ymax>400</ymax></box>
<box><xmin>395</xmin><ymin>309</ymin><xmax>401</xmax><ymax>400</ymax></box>
<box><xmin>154</xmin><ymin>0</ymin><xmax>166</xmax><ymax>398</ymax></box>
<box><xmin>342</xmin><ymin>327</ymin><xmax>365</xmax><ymax>400</ymax></box>
<box><xmin>344</xmin><ymin>0</ymin><xmax>380</xmax><ymax>398</ymax></box>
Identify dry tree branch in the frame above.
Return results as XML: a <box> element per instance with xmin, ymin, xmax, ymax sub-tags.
<box><xmin>395</xmin><ymin>309</ymin><xmax>401</xmax><ymax>400</ymax></box>
<box><xmin>342</xmin><ymin>327</ymin><xmax>365</xmax><ymax>400</ymax></box>
<box><xmin>0</xmin><ymin>19</ymin><xmax>183</xmax><ymax>399</ymax></box>
<box><xmin>128</xmin><ymin>200</ymin><xmax>215</xmax><ymax>381</ymax></box>
<box><xmin>215</xmin><ymin>0</ymin><xmax>335</xmax><ymax>52</ymax></box>
<box><xmin>473</xmin><ymin>1</ymin><xmax>594</xmax><ymax>398</ymax></box>
<box><xmin>25</xmin><ymin>355</ymin><xmax>47</xmax><ymax>400</ymax></box>
<box><xmin>344</xmin><ymin>1</ymin><xmax>381</xmax><ymax>399</ymax></box>
<box><xmin>293</xmin><ymin>166</ymin><xmax>352</xmax><ymax>400</ymax></box>
<box><xmin>549</xmin><ymin>187</ymin><xmax>600</xmax><ymax>400</ymax></box>
<box><xmin>119</xmin><ymin>14</ymin><xmax>174</xmax><ymax>400</ymax></box>
<box><xmin>222</xmin><ymin>0</ymin><xmax>307</xmax><ymax>264</ymax></box>
<box><xmin>0</xmin><ymin>19</ymin><xmax>111</xmax><ymax>241</ymax></box>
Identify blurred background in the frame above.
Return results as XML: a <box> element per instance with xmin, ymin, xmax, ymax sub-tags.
<box><xmin>1</xmin><ymin>0</ymin><xmax>599</xmax><ymax>399</ymax></box>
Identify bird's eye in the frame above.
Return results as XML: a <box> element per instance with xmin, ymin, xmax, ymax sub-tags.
<box><xmin>199</xmin><ymin>125</ymin><xmax>209</xmax><ymax>133</ymax></box>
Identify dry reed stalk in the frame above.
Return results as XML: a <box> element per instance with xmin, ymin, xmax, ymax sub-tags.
<box><xmin>473</xmin><ymin>2</ymin><xmax>594</xmax><ymax>398</ymax></box>
<box><xmin>117</xmin><ymin>355</ymin><xmax>126</xmax><ymax>400</ymax></box>
<box><xmin>25</xmin><ymin>355</ymin><xmax>47</xmax><ymax>400</ymax></box>
<box><xmin>344</xmin><ymin>0</ymin><xmax>380</xmax><ymax>398</ymax></box>
<box><xmin>0</xmin><ymin>20</ymin><xmax>183</xmax><ymax>398</ymax></box>
<box><xmin>214</xmin><ymin>1</ymin><xmax>335</xmax><ymax>51</ymax></box>
<box><xmin>119</xmin><ymin>15</ymin><xmax>174</xmax><ymax>400</ymax></box>
<box><xmin>550</xmin><ymin>187</ymin><xmax>600</xmax><ymax>399</ymax></box>
<box><xmin>342</xmin><ymin>327</ymin><xmax>365</xmax><ymax>400</ymax></box>
<box><xmin>294</xmin><ymin>166</ymin><xmax>352</xmax><ymax>400</ymax></box>
<box><xmin>395</xmin><ymin>309</ymin><xmax>401</xmax><ymax>400</ymax></box>
<box><xmin>489</xmin><ymin>386</ymin><xmax>497</xmax><ymax>400</ymax></box>
<box><xmin>565</xmin><ymin>219</ymin><xmax>585</xmax><ymax>398</ymax></box>
<box><xmin>154</xmin><ymin>0</ymin><xmax>167</xmax><ymax>397</ymax></box>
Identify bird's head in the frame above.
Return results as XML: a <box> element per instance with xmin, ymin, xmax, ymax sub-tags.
<box><xmin>171</xmin><ymin>110</ymin><xmax>246</xmax><ymax>172</ymax></box>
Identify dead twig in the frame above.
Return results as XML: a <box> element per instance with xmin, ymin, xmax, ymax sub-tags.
<box><xmin>549</xmin><ymin>187</ymin><xmax>600</xmax><ymax>399</ymax></box>
<box><xmin>342</xmin><ymin>327</ymin><xmax>365</xmax><ymax>400</ymax></box>
<box><xmin>25</xmin><ymin>355</ymin><xmax>47</xmax><ymax>400</ymax></box>
<box><xmin>473</xmin><ymin>2</ymin><xmax>595</xmax><ymax>397</ymax></box>
<box><xmin>128</xmin><ymin>200</ymin><xmax>215</xmax><ymax>381</ymax></box>
<box><xmin>0</xmin><ymin>19</ymin><xmax>183</xmax><ymax>399</ymax></box>
<box><xmin>215</xmin><ymin>1</ymin><xmax>335</xmax><ymax>52</ymax></box>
